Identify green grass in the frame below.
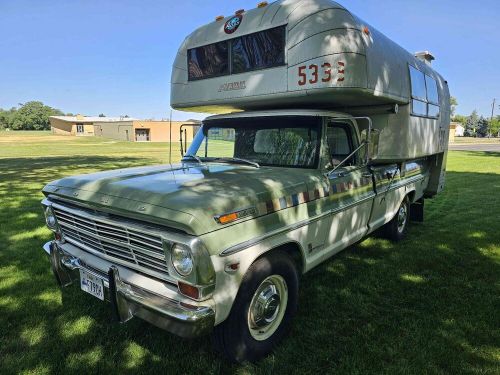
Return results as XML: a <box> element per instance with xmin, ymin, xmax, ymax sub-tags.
<box><xmin>0</xmin><ymin>132</ymin><xmax>499</xmax><ymax>374</ymax></box>
<box><xmin>451</xmin><ymin>136</ymin><xmax>500</xmax><ymax>144</ymax></box>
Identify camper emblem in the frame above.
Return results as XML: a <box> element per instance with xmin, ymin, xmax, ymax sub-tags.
<box><xmin>224</xmin><ymin>15</ymin><xmax>242</xmax><ymax>34</ymax></box>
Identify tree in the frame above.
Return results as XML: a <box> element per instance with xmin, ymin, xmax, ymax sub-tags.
<box><xmin>476</xmin><ymin>116</ymin><xmax>489</xmax><ymax>137</ymax></box>
<box><xmin>464</xmin><ymin>110</ymin><xmax>479</xmax><ymax>137</ymax></box>
<box><xmin>0</xmin><ymin>107</ymin><xmax>17</xmax><ymax>130</ymax></box>
<box><xmin>452</xmin><ymin>114</ymin><xmax>467</xmax><ymax>124</ymax></box>
<box><xmin>450</xmin><ymin>96</ymin><xmax>458</xmax><ymax>117</ymax></box>
<box><xmin>491</xmin><ymin>116</ymin><xmax>500</xmax><ymax>137</ymax></box>
<box><xmin>98</xmin><ymin>113</ymin><xmax>106</xmax><ymax>117</ymax></box>
<box><xmin>10</xmin><ymin>101</ymin><xmax>64</xmax><ymax>130</ymax></box>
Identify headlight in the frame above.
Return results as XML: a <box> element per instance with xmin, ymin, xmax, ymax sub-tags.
<box><xmin>44</xmin><ymin>206</ymin><xmax>57</xmax><ymax>230</ymax></box>
<box><xmin>171</xmin><ymin>244</ymin><xmax>193</xmax><ymax>276</ymax></box>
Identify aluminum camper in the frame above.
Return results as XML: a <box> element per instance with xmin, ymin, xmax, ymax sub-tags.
<box><xmin>172</xmin><ymin>0</ymin><xmax>450</xmax><ymax>192</ymax></box>
<box><xmin>40</xmin><ymin>0</ymin><xmax>450</xmax><ymax>363</ymax></box>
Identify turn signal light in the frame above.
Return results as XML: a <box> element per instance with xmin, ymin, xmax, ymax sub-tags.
<box><xmin>257</xmin><ymin>1</ymin><xmax>268</xmax><ymax>7</ymax></box>
<box><xmin>217</xmin><ymin>212</ymin><xmax>238</xmax><ymax>224</ymax></box>
<box><xmin>178</xmin><ymin>281</ymin><xmax>200</xmax><ymax>300</ymax></box>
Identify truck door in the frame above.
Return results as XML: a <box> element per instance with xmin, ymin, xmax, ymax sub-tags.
<box><xmin>368</xmin><ymin>164</ymin><xmax>400</xmax><ymax>231</ymax></box>
<box><xmin>321</xmin><ymin>121</ymin><xmax>376</xmax><ymax>258</ymax></box>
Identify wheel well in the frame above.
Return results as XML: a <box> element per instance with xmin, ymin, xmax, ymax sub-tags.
<box><xmin>256</xmin><ymin>242</ymin><xmax>305</xmax><ymax>274</ymax></box>
<box><xmin>407</xmin><ymin>190</ymin><xmax>416</xmax><ymax>203</ymax></box>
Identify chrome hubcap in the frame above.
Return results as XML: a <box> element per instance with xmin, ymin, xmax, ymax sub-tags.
<box><xmin>248</xmin><ymin>275</ymin><xmax>288</xmax><ymax>341</ymax></box>
<box><xmin>397</xmin><ymin>204</ymin><xmax>408</xmax><ymax>233</ymax></box>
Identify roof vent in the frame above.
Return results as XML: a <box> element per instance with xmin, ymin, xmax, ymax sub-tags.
<box><xmin>414</xmin><ymin>51</ymin><xmax>435</xmax><ymax>65</ymax></box>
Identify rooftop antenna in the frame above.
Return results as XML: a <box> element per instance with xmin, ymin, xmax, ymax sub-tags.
<box><xmin>169</xmin><ymin>109</ymin><xmax>173</xmax><ymax>164</ymax></box>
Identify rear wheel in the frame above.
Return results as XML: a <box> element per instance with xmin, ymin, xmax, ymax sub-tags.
<box><xmin>383</xmin><ymin>196</ymin><xmax>410</xmax><ymax>241</ymax></box>
<box><xmin>213</xmin><ymin>251</ymin><xmax>298</xmax><ymax>363</ymax></box>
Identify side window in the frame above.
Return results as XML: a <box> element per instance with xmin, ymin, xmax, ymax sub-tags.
<box><xmin>195</xmin><ymin>127</ymin><xmax>235</xmax><ymax>158</ymax></box>
<box><xmin>409</xmin><ymin>65</ymin><xmax>440</xmax><ymax>118</ymax></box>
<box><xmin>425</xmin><ymin>75</ymin><xmax>439</xmax><ymax>104</ymax></box>
<box><xmin>409</xmin><ymin>66</ymin><xmax>426</xmax><ymax>100</ymax></box>
<box><xmin>425</xmin><ymin>75</ymin><xmax>440</xmax><ymax>118</ymax></box>
<box><xmin>327</xmin><ymin>124</ymin><xmax>354</xmax><ymax>166</ymax></box>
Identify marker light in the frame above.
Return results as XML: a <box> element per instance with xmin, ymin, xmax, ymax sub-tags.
<box><xmin>257</xmin><ymin>1</ymin><xmax>268</xmax><ymax>7</ymax></box>
<box><xmin>235</xmin><ymin>9</ymin><xmax>245</xmax><ymax>15</ymax></box>
<box><xmin>215</xmin><ymin>15</ymin><xmax>224</xmax><ymax>21</ymax></box>
<box><xmin>217</xmin><ymin>212</ymin><xmax>238</xmax><ymax>224</ymax></box>
<box><xmin>363</xmin><ymin>26</ymin><xmax>370</xmax><ymax>35</ymax></box>
<box><xmin>178</xmin><ymin>282</ymin><xmax>200</xmax><ymax>300</ymax></box>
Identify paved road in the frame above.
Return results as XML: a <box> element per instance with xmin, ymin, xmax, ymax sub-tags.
<box><xmin>449</xmin><ymin>143</ymin><xmax>500</xmax><ymax>152</ymax></box>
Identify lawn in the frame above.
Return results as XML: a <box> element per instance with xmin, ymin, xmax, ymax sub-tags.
<box><xmin>0</xmin><ymin>132</ymin><xmax>499</xmax><ymax>374</ymax></box>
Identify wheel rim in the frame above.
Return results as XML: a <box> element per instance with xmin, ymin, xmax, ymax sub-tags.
<box><xmin>247</xmin><ymin>274</ymin><xmax>288</xmax><ymax>341</ymax></box>
<box><xmin>397</xmin><ymin>203</ymin><xmax>408</xmax><ymax>233</ymax></box>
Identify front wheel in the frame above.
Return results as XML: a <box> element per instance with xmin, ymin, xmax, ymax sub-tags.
<box><xmin>213</xmin><ymin>250</ymin><xmax>298</xmax><ymax>363</ymax></box>
<box><xmin>383</xmin><ymin>196</ymin><xmax>410</xmax><ymax>241</ymax></box>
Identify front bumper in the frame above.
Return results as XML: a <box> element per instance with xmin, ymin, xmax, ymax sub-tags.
<box><xmin>43</xmin><ymin>241</ymin><xmax>215</xmax><ymax>338</ymax></box>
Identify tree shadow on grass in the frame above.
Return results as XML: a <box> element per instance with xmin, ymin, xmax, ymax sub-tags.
<box><xmin>0</xmin><ymin>155</ymin><xmax>499</xmax><ymax>374</ymax></box>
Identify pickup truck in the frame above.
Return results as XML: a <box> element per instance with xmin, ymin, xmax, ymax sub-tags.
<box><xmin>42</xmin><ymin>109</ymin><xmax>429</xmax><ymax>362</ymax></box>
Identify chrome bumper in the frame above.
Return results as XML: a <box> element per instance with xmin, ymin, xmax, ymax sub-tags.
<box><xmin>43</xmin><ymin>241</ymin><xmax>215</xmax><ymax>338</ymax></box>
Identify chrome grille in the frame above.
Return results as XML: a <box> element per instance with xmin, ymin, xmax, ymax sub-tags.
<box><xmin>52</xmin><ymin>204</ymin><xmax>171</xmax><ymax>280</ymax></box>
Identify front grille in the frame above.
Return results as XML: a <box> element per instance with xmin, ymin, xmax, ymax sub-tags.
<box><xmin>52</xmin><ymin>204</ymin><xmax>171</xmax><ymax>280</ymax></box>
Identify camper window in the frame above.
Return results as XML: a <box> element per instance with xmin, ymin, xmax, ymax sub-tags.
<box><xmin>409</xmin><ymin>66</ymin><xmax>426</xmax><ymax>101</ymax></box>
<box><xmin>425</xmin><ymin>75</ymin><xmax>439</xmax><ymax>104</ymax></box>
<box><xmin>409</xmin><ymin>65</ymin><xmax>440</xmax><ymax>118</ymax></box>
<box><xmin>231</xmin><ymin>26</ymin><xmax>285</xmax><ymax>74</ymax></box>
<box><xmin>188</xmin><ymin>41</ymin><xmax>229</xmax><ymax>80</ymax></box>
<box><xmin>187</xmin><ymin>26</ymin><xmax>286</xmax><ymax>81</ymax></box>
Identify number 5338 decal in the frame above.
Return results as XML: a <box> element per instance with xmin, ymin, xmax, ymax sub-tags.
<box><xmin>297</xmin><ymin>61</ymin><xmax>345</xmax><ymax>86</ymax></box>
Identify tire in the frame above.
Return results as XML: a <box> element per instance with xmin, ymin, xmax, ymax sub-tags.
<box><xmin>213</xmin><ymin>250</ymin><xmax>299</xmax><ymax>363</ymax></box>
<box><xmin>383</xmin><ymin>196</ymin><xmax>411</xmax><ymax>241</ymax></box>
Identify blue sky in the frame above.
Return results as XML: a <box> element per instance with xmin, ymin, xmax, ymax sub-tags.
<box><xmin>0</xmin><ymin>0</ymin><xmax>498</xmax><ymax>120</ymax></box>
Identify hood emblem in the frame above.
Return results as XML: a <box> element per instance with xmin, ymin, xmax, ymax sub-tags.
<box><xmin>224</xmin><ymin>14</ymin><xmax>242</xmax><ymax>34</ymax></box>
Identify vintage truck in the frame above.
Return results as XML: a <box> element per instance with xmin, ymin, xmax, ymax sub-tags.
<box><xmin>41</xmin><ymin>0</ymin><xmax>450</xmax><ymax>363</ymax></box>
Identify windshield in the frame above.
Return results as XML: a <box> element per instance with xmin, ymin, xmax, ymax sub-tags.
<box><xmin>184</xmin><ymin>116</ymin><xmax>321</xmax><ymax>168</ymax></box>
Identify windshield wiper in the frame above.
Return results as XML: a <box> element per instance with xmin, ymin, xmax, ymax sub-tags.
<box><xmin>215</xmin><ymin>157</ymin><xmax>260</xmax><ymax>168</ymax></box>
<box><xmin>182</xmin><ymin>154</ymin><xmax>203</xmax><ymax>164</ymax></box>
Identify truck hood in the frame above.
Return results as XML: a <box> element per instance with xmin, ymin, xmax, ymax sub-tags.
<box><xmin>43</xmin><ymin>162</ymin><xmax>321</xmax><ymax>235</ymax></box>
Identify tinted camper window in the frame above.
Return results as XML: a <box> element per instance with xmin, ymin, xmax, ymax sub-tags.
<box><xmin>409</xmin><ymin>65</ymin><xmax>440</xmax><ymax>118</ymax></box>
<box><xmin>188</xmin><ymin>42</ymin><xmax>229</xmax><ymax>80</ymax></box>
<box><xmin>187</xmin><ymin>26</ymin><xmax>286</xmax><ymax>81</ymax></box>
<box><xmin>231</xmin><ymin>26</ymin><xmax>285</xmax><ymax>74</ymax></box>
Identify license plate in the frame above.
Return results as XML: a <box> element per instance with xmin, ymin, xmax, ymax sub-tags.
<box><xmin>80</xmin><ymin>269</ymin><xmax>104</xmax><ymax>301</ymax></box>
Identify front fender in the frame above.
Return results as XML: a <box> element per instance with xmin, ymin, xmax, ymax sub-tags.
<box><xmin>209</xmin><ymin>236</ymin><xmax>306</xmax><ymax>325</ymax></box>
